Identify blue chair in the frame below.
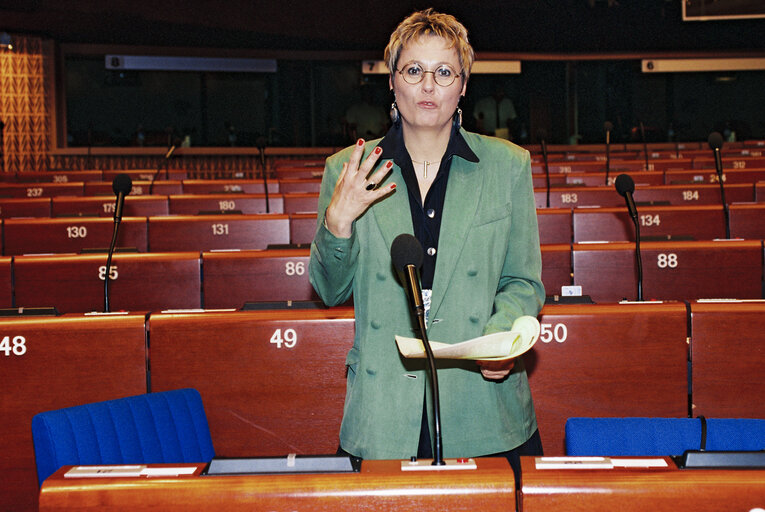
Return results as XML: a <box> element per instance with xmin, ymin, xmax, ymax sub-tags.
<box><xmin>565</xmin><ymin>417</ymin><xmax>765</xmax><ymax>456</ymax></box>
<box><xmin>32</xmin><ymin>388</ymin><xmax>215</xmax><ymax>486</ymax></box>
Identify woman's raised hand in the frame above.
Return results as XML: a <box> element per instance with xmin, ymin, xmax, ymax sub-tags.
<box><xmin>324</xmin><ymin>139</ymin><xmax>397</xmax><ymax>238</ymax></box>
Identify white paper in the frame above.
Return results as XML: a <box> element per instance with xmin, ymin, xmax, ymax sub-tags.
<box><xmin>395</xmin><ymin>315</ymin><xmax>540</xmax><ymax>361</ymax></box>
<box><xmin>140</xmin><ymin>466</ymin><xmax>198</xmax><ymax>476</ymax></box>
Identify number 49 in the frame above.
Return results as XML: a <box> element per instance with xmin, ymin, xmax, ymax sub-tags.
<box><xmin>270</xmin><ymin>328</ymin><xmax>297</xmax><ymax>349</ymax></box>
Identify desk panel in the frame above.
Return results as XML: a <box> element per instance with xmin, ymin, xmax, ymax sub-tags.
<box><xmin>541</xmin><ymin>244</ymin><xmax>572</xmax><ymax>296</ymax></box>
<box><xmin>278</xmin><ymin>178</ymin><xmax>322</xmax><ymax>194</ymax></box>
<box><xmin>290</xmin><ymin>213</ymin><xmax>317</xmax><ymax>245</ymax></box>
<box><xmin>202</xmin><ymin>249</ymin><xmax>319</xmax><ymax>308</ymax></box>
<box><xmin>149</xmin><ymin>309</ymin><xmax>355</xmax><ymax>456</ymax></box>
<box><xmin>283</xmin><ymin>192</ymin><xmax>319</xmax><ymax>214</ymax></box>
<box><xmin>729</xmin><ymin>203</ymin><xmax>765</xmax><ymax>239</ymax></box>
<box><xmin>102</xmin><ymin>169</ymin><xmax>188</xmax><ymax>181</ymax></box>
<box><xmin>0</xmin><ymin>256</ymin><xmax>12</xmax><ymax>307</ymax></box>
<box><xmin>10</xmin><ymin>170</ymin><xmax>103</xmax><ymax>183</ymax></box>
<box><xmin>530</xmin><ymin>303</ymin><xmax>689</xmax><ymax>455</ymax></box>
<box><xmin>0</xmin><ymin>197</ymin><xmax>51</xmax><ymax>218</ymax></box>
<box><xmin>3</xmin><ymin>217</ymin><xmax>148</xmax><ymax>255</ymax></box>
<box><xmin>537</xmin><ymin>208</ymin><xmax>572</xmax><ymax>245</ymax></box>
<box><xmin>520</xmin><ymin>456</ymin><xmax>765</xmax><ymax>511</ymax></box>
<box><xmin>690</xmin><ymin>300</ymin><xmax>765</xmax><ymax>418</ymax></box>
<box><xmin>13</xmin><ymin>252</ymin><xmax>201</xmax><ymax>313</ymax></box>
<box><xmin>168</xmin><ymin>193</ymin><xmax>284</xmax><ymax>215</ymax></box>
<box><xmin>572</xmin><ymin>240</ymin><xmax>763</xmax><ymax>302</ymax></box>
<box><xmin>84</xmin><ymin>180</ymin><xmax>184</xmax><ymax>196</ymax></box>
<box><xmin>565</xmin><ymin>171</ymin><xmax>665</xmax><ymax>187</ymax></box>
<box><xmin>39</xmin><ymin>458</ymin><xmax>514</xmax><ymax>511</ymax></box>
<box><xmin>181</xmin><ymin>179</ymin><xmax>278</xmax><ymax>194</ymax></box>
<box><xmin>665</xmin><ymin>167</ymin><xmax>765</xmax><ymax>185</ymax></box>
<box><xmin>0</xmin><ymin>313</ymin><xmax>147</xmax><ymax>512</ymax></box>
<box><xmin>148</xmin><ymin>214</ymin><xmax>289</xmax><ymax>251</ymax></box>
<box><xmin>51</xmin><ymin>196</ymin><xmax>169</xmax><ymax>218</ymax></box>
<box><xmin>0</xmin><ymin>182</ymin><xmax>84</xmax><ymax>198</ymax></box>
<box><xmin>572</xmin><ymin>205</ymin><xmax>727</xmax><ymax>242</ymax></box>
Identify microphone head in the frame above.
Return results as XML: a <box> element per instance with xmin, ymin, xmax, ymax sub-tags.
<box><xmin>391</xmin><ymin>234</ymin><xmax>423</xmax><ymax>272</ymax></box>
<box><xmin>615</xmin><ymin>173</ymin><xmax>635</xmax><ymax>197</ymax></box>
<box><xmin>112</xmin><ymin>173</ymin><xmax>133</xmax><ymax>196</ymax></box>
<box><xmin>604</xmin><ymin>121</ymin><xmax>614</xmax><ymax>132</ymax></box>
<box><xmin>708</xmin><ymin>131</ymin><xmax>724</xmax><ymax>150</ymax></box>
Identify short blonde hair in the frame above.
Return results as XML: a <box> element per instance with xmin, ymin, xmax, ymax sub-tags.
<box><xmin>384</xmin><ymin>8</ymin><xmax>475</xmax><ymax>84</ymax></box>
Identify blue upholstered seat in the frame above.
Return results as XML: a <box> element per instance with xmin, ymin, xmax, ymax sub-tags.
<box><xmin>565</xmin><ymin>417</ymin><xmax>765</xmax><ymax>456</ymax></box>
<box><xmin>32</xmin><ymin>388</ymin><xmax>215</xmax><ymax>486</ymax></box>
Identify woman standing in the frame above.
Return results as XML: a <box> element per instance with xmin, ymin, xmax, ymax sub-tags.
<box><xmin>309</xmin><ymin>8</ymin><xmax>545</xmax><ymax>478</ymax></box>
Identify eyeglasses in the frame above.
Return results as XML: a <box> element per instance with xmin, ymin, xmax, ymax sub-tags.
<box><xmin>396</xmin><ymin>62</ymin><xmax>462</xmax><ymax>87</ymax></box>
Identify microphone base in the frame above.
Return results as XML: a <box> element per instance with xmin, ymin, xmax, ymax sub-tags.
<box><xmin>400</xmin><ymin>458</ymin><xmax>477</xmax><ymax>471</ymax></box>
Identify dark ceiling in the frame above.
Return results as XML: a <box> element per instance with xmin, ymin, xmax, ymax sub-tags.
<box><xmin>1</xmin><ymin>0</ymin><xmax>764</xmax><ymax>55</ymax></box>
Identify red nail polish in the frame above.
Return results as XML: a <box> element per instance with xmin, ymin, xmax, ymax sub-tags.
<box><xmin>391</xmin><ymin>183</ymin><xmax>397</xmax><ymax>189</ymax></box>
<box><xmin>357</xmin><ymin>138</ymin><xmax>364</xmax><ymax>146</ymax></box>
<box><xmin>386</xmin><ymin>161</ymin><xmax>393</xmax><ymax>168</ymax></box>
<box><xmin>374</xmin><ymin>146</ymin><xmax>382</xmax><ymax>154</ymax></box>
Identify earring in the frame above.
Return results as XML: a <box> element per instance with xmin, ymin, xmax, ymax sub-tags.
<box><xmin>390</xmin><ymin>101</ymin><xmax>400</xmax><ymax>126</ymax></box>
<box><xmin>453</xmin><ymin>107</ymin><xmax>463</xmax><ymax>129</ymax></box>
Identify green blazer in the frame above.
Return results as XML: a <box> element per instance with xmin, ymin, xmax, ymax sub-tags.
<box><xmin>309</xmin><ymin>129</ymin><xmax>545</xmax><ymax>459</ymax></box>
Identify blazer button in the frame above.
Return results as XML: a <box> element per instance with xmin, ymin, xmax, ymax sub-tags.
<box><xmin>467</xmin><ymin>268</ymin><xmax>478</xmax><ymax>276</ymax></box>
<box><xmin>469</xmin><ymin>315</ymin><xmax>480</xmax><ymax>324</ymax></box>
<box><xmin>376</xmin><ymin>272</ymin><xmax>387</xmax><ymax>281</ymax></box>
<box><xmin>371</xmin><ymin>320</ymin><xmax>382</xmax><ymax>329</ymax></box>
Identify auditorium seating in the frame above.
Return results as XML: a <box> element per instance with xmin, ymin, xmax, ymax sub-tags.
<box><xmin>32</xmin><ymin>388</ymin><xmax>215</xmax><ymax>486</ymax></box>
<box><xmin>148</xmin><ymin>214</ymin><xmax>290</xmax><ymax>251</ymax></box>
<box><xmin>565</xmin><ymin>417</ymin><xmax>765</xmax><ymax>456</ymax></box>
<box><xmin>168</xmin><ymin>193</ymin><xmax>284</xmax><ymax>214</ymax></box>
<box><xmin>51</xmin><ymin>195</ymin><xmax>169</xmax><ymax>217</ymax></box>
<box><xmin>3</xmin><ymin>217</ymin><xmax>149</xmax><ymax>255</ymax></box>
<box><xmin>12</xmin><ymin>252</ymin><xmax>201</xmax><ymax>313</ymax></box>
<box><xmin>84</xmin><ymin>180</ymin><xmax>183</xmax><ymax>196</ymax></box>
<box><xmin>572</xmin><ymin>239</ymin><xmax>763</xmax><ymax>302</ymax></box>
<box><xmin>181</xmin><ymin>179</ymin><xmax>279</xmax><ymax>194</ymax></box>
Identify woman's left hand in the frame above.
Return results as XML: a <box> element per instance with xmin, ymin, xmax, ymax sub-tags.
<box><xmin>476</xmin><ymin>358</ymin><xmax>515</xmax><ymax>380</ymax></box>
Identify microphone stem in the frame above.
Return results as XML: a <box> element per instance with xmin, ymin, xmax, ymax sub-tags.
<box><xmin>542</xmin><ymin>142</ymin><xmax>550</xmax><ymax>208</ymax></box>
<box><xmin>633</xmin><ymin>216</ymin><xmax>643</xmax><ymax>302</ymax></box>
<box><xmin>104</xmin><ymin>217</ymin><xmax>121</xmax><ymax>312</ymax></box>
<box><xmin>406</xmin><ymin>265</ymin><xmax>444</xmax><ymax>466</ymax></box>
<box><xmin>605</xmin><ymin>134</ymin><xmax>610</xmax><ymax>186</ymax></box>
<box><xmin>714</xmin><ymin>149</ymin><xmax>730</xmax><ymax>238</ymax></box>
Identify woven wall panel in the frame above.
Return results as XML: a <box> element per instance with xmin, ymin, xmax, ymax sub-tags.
<box><xmin>0</xmin><ymin>35</ymin><xmax>51</xmax><ymax>173</ymax></box>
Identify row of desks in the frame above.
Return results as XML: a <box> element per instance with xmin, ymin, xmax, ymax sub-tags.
<box><xmin>0</xmin><ymin>239</ymin><xmax>761</xmax><ymax>312</ymax></box>
<box><xmin>1</xmin><ymin>202</ymin><xmax>765</xmax><ymax>255</ymax></box>
<box><xmin>3</xmin><ymin>301</ymin><xmax>764</xmax><ymax>510</ymax></box>
<box><xmin>38</xmin><ymin>456</ymin><xmax>765</xmax><ymax>511</ymax></box>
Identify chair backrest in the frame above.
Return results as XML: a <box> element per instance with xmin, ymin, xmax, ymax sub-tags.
<box><xmin>565</xmin><ymin>417</ymin><xmax>765</xmax><ymax>456</ymax></box>
<box><xmin>32</xmin><ymin>388</ymin><xmax>215</xmax><ymax>486</ymax></box>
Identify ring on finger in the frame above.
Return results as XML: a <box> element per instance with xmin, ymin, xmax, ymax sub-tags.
<box><xmin>365</xmin><ymin>182</ymin><xmax>377</xmax><ymax>191</ymax></box>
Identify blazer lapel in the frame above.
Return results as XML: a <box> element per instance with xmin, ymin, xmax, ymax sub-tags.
<box><xmin>428</xmin><ymin>156</ymin><xmax>483</xmax><ymax>324</ymax></box>
<box><xmin>371</xmin><ymin>164</ymin><xmax>414</xmax><ymax>250</ymax></box>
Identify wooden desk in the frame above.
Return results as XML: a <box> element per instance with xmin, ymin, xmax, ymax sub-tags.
<box><xmin>572</xmin><ymin>205</ymin><xmax>727</xmax><ymax>242</ymax></box>
<box><xmin>0</xmin><ymin>197</ymin><xmax>52</xmax><ymax>218</ymax></box>
<box><xmin>39</xmin><ymin>458</ymin><xmax>515</xmax><ymax>511</ymax></box>
<box><xmin>13</xmin><ymin>252</ymin><xmax>201</xmax><ymax>313</ymax></box>
<box><xmin>565</xmin><ymin>171</ymin><xmax>665</xmax><ymax>187</ymax></box>
<box><xmin>3</xmin><ymin>217</ymin><xmax>148</xmax><ymax>255</ymax></box>
<box><xmin>519</xmin><ymin>456</ymin><xmax>765</xmax><ymax>511</ymax></box>
<box><xmin>102</xmin><ymin>169</ymin><xmax>188</xmax><ymax>182</ymax></box>
<box><xmin>168</xmin><ymin>193</ymin><xmax>285</xmax><ymax>214</ymax></box>
<box><xmin>283</xmin><ymin>192</ymin><xmax>320</xmax><ymax>214</ymax></box>
<box><xmin>537</xmin><ymin>208</ymin><xmax>572</xmax><ymax>245</ymax></box>
<box><xmin>572</xmin><ymin>240</ymin><xmax>763</xmax><ymax>302</ymax></box>
<box><xmin>181</xmin><ymin>179</ymin><xmax>279</xmax><ymax>194</ymax></box>
<box><xmin>84</xmin><ymin>180</ymin><xmax>184</xmax><ymax>196</ymax></box>
<box><xmin>690</xmin><ymin>300</ymin><xmax>765</xmax><ymax>418</ymax></box>
<box><xmin>665</xmin><ymin>167</ymin><xmax>765</xmax><ymax>185</ymax></box>
<box><xmin>530</xmin><ymin>303</ymin><xmax>688</xmax><ymax>455</ymax></box>
<box><xmin>10</xmin><ymin>170</ymin><xmax>103</xmax><ymax>183</ymax></box>
<box><xmin>0</xmin><ymin>182</ymin><xmax>84</xmax><ymax>198</ymax></box>
<box><xmin>278</xmin><ymin>177</ymin><xmax>322</xmax><ymax>194</ymax></box>
<box><xmin>290</xmin><ymin>212</ymin><xmax>317</xmax><ymax>245</ymax></box>
<box><xmin>0</xmin><ymin>256</ymin><xmax>13</xmax><ymax>307</ymax></box>
<box><xmin>148</xmin><ymin>214</ymin><xmax>290</xmax><ymax>251</ymax></box>
<box><xmin>202</xmin><ymin>249</ymin><xmax>319</xmax><ymax>308</ymax></box>
<box><xmin>0</xmin><ymin>313</ymin><xmax>147</xmax><ymax>512</ymax></box>
<box><xmin>149</xmin><ymin>308</ymin><xmax>355</xmax><ymax>456</ymax></box>
<box><xmin>729</xmin><ymin>203</ymin><xmax>765</xmax><ymax>239</ymax></box>
<box><xmin>540</xmin><ymin>244</ymin><xmax>572</xmax><ymax>296</ymax></box>
<box><xmin>51</xmin><ymin>196</ymin><xmax>169</xmax><ymax>218</ymax></box>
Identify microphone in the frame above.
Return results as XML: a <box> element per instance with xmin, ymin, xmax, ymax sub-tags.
<box><xmin>604</xmin><ymin>121</ymin><xmax>613</xmax><ymax>185</ymax></box>
<box><xmin>391</xmin><ymin>234</ymin><xmax>444</xmax><ymax>466</ymax></box>
<box><xmin>615</xmin><ymin>174</ymin><xmax>643</xmax><ymax>301</ymax></box>
<box><xmin>708</xmin><ymin>131</ymin><xmax>730</xmax><ymax>238</ymax></box>
<box><xmin>256</xmin><ymin>136</ymin><xmax>270</xmax><ymax>213</ymax></box>
<box><xmin>537</xmin><ymin>129</ymin><xmax>550</xmax><ymax>208</ymax></box>
<box><xmin>104</xmin><ymin>174</ymin><xmax>132</xmax><ymax>312</ymax></box>
<box><xmin>149</xmin><ymin>144</ymin><xmax>176</xmax><ymax>195</ymax></box>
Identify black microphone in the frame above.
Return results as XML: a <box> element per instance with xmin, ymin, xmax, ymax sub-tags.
<box><xmin>537</xmin><ymin>129</ymin><xmax>550</xmax><ymax>208</ymax></box>
<box><xmin>604</xmin><ymin>121</ymin><xmax>613</xmax><ymax>185</ymax></box>
<box><xmin>391</xmin><ymin>234</ymin><xmax>444</xmax><ymax>466</ymax></box>
<box><xmin>104</xmin><ymin>173</ymin><xmax>132</xmax><ymax>312</ymax></box>
<box><xmin>615</xmin><ymin>174</ymin><xmax>643</xmax><ymax>301</ymax></box>
<box><xmin>256</xmin><ymin>136</ymin><xmax>270</xmax><ymax>213</ymax></box>
<box><xmin>149</xmin><ymin>144</ymin><xmax>176</xmax><ymax>195</ymax></box>
<box><xmin>708</xmin><ymin>131</ymin><xmax>730</xmax><ymax>238</ymax></box>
